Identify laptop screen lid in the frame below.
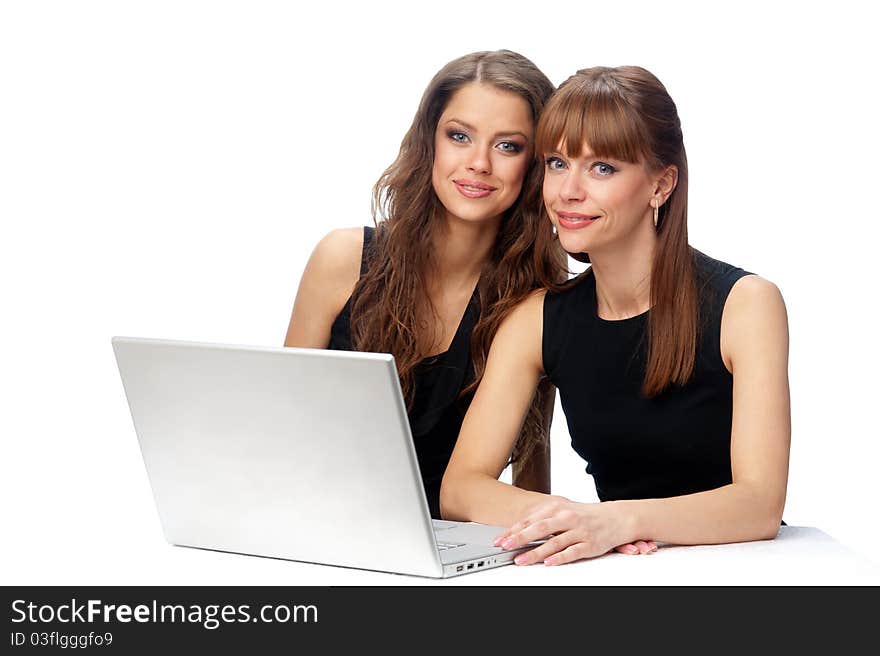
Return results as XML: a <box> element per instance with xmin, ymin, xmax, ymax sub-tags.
<box><xmin>112</xmin><ymin>337</ymin><xmax>444</xmax><ymax>578</ymax></box>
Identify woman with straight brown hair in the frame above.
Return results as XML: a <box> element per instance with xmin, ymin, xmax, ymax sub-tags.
<box><xmin>441</xmin><ymin>66</ymin><xmax>791</xmax><ymax>563</ymax></box>
<box><xmin>284</xmin><ymin>50</ymin><xmax>568</xmax><ymax>518</ymax></box>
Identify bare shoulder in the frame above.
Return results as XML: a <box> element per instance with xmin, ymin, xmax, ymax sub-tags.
<box><xmin>725</xmin><ymin>274</ymin><xmax>787</xmax><ymax>319</ymax></box>
<box><xmin>721</xmin><ymin>274</ymin><xmax>789</xmax><ymax>369</ymax></box>
<box><xmin>500</xmin><ymin>289</ymin><xmax>547</xmax><ymax>333</ymax></box>
<box><xmin>489</xmin><ymin>289</ymin><xmax>546</xmax><ymax>372</ymax></box>
<box><xmin>320</xmin><ymin>226</ymin><xmax>365</xmax><ymax>252</ymax></box>
<box><xmin>299</xmin><ymin>226</ymin><xmax>366</xmax><ymax>303</ymax></box>
<box><xmin>284</xmin><ymin>227</ymin><xmax>366</xmax><ymax>348</ymax></box>
<box><xmin>310</xmin><ymin>227</ymin><xmax>364</xmax><ymax>282</ymax></box>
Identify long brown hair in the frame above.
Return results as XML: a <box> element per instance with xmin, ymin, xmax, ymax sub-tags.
<box><xmin>536</xmin><ymin>66</ymin><xmax>697</xmax><ymax>396</ymax></box>
<box><xmin>350</xmin><ymin>50</ymin><xmax>566</xmax><ymax>463</ymax></box>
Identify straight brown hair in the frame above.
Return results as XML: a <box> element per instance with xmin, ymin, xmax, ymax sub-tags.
<box><xmin>536</xmin><ymin>66</ymin><xmax>697</xmax><ymax>396</ymax></box>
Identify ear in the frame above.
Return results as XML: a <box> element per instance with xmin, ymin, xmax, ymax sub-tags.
<box><xmin>653</xmin><ymin>165</ymin><xmax>678</xmax><ymax>205</ymax></box>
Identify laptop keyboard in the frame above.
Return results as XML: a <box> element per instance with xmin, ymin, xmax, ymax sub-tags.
<box><xmin>436</xmin><ymin>541</ymin><xmax>466</xmax><ymax>551</ymax></box>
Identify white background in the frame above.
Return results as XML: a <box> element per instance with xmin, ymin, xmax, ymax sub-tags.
<box><xmin>2</xmin><ymin>0</ymin><xmax>878</xmax><ymax>584</ymax></box>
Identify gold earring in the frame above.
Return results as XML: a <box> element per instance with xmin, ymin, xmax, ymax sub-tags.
<box><xmin>652</xmin><ymin>200</ymin><xmax>659</xmax><ymax>228</ymax></box>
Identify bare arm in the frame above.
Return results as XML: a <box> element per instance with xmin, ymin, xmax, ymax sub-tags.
<box><xmin>500</xmin><ymin>275</ymin><xmax>791</xmax><ymax>565</ymax></box>
<box><xmin>440</xmin><ymin>291</ymin><xmax>556</xmax><ymax>524</ymax></box>
<box><xmin>619</xmin><ymin>275</ymin><xmax>791</xmax><ymax>544</ymax></box>
<box><xmin>283</xmin><ymin>227</ymin><xmax>364</xmax><ymax>348</ymax></box>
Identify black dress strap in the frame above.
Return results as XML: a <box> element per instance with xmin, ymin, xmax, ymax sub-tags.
<box><xmin>327</xmin><ymin>226</ymin><xmax>374</xmax><ymax>351</ymax></box>
<box><xmin>360</xmin><ymin>225</ymin><xmax>375</xmax><ymax>276</ymax></box>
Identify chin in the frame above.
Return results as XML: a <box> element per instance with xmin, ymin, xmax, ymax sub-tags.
<box><xmin>559</xmin><ymin>234</ymin><xmax>594</xmax><ymax>254</ymax></box>
<box><xmin>445</xmin><ymin>202</ymin><xmax>504</xmax><ymax>225</ymax></box>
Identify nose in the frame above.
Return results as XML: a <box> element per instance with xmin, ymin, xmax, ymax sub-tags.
<box><xmin>466</xmin><ymin>144</ymin><xmax>491</xmax><ymax>175</ymax></box>
<box><xmin>558</xmin><ymin>170</ymin><xmax>586</xmax><ymax>202</ymax></box>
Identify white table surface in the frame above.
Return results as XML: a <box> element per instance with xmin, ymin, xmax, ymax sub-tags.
<box><xmin>13</xmin><ymin>526</ymin><xmax>877</xmax><ymax>586</ymax></box>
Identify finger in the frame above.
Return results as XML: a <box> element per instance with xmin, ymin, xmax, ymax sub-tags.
<box><xmin>494</xmin><ymin>517</ymin><xmax>539</xmax><ymax>546</ymax></box>
<box><xmin>500</xmin><ymin>515</ymin><xmax>571</xmax><ymax>551</ymax></box>
<box><xmin>615</xmin><ymin>544</ymin><xmax>640</xmax><ymax>555</ymax></box>
<box><xmin>494</xmin><ymin>513</ymin><xmax>542</xmax><ymax>546</ymax></box>
<box><xmin>646</xmin><ymin>540</ymin><xmax>658</xmax><ymax>552</ymax></box>
<box><xmin>544</xmin><ymin>541</ymin><xmax>604</xmax><ymax>566</ymax></box>
<box><xmin>507</xmin><ymin>499</ymin><xmax>567</xmax><ymax>534</ymax></box>
<box><xmin>496</xmin><ymin>499</ymin><xmax>570</xmax><ymax>547</ymax></box>
<box><xmin>513</xmin><ymin>532</ymin><xmax>580</xmax><ymax>566</ymax></box>
<box><xmin>633</xmin><ymin>540</ymin><xmax>652</xmax><ymax>554</ymax></box>
<box><xmin>495</xmin><ymin>517</ymin><xmax>535</xmax><ymax>545</ymax></box>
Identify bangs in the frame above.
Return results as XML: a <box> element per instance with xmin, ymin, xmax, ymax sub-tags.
<box><xmin>536</xmin><ymin>75</ymin><xmax>651</xmax><ymax>164</ymax></box>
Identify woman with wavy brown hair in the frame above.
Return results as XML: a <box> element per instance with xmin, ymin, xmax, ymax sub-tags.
<box><xmin>441</xmin><ymin>66</ymin><xmax>791</xmax><ymax>562</ymax></box>
<box><xmin>284</xmin><ymin>50</ymin><xmax>567</xmax><ymax>518</ymax></box>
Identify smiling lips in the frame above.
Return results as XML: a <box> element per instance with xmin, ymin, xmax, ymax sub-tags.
<box><xmin>454</xmin><ymin>178</ymin><xmax>497</xmax><ymax>199</ymax></box>
<box><xmin>556</xmin><ymin>210</ymin><xmax>601</xmax><ymax>230</ymax></box>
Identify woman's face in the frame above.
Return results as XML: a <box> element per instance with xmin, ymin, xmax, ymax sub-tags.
<box><xmin>543</xmin><ymin>143</ymin><xmax>657</xmax><ymax>255</ymax></box>
<box><xmin>432</xmin><ymin>83</ymin><xmax>533</xmax><ymax>226</ymax></box>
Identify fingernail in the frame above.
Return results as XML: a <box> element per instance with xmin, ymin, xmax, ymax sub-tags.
<box><xmin>544</xmin><ymin>557</ymin><xmax>557</xmax><ymax>566</ymax></box>
<box><xmin>514</xmin><ymin>555</ymin><xmax>527</xmax><ymax>565</ymax></box>
<box><xmin>501</xmin><ymin>539</ymin><xmax>514</xmax><ymax>550</ymax></box>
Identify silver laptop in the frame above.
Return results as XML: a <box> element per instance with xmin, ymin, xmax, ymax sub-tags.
<box><xmin>112</xmin><ymin>336</ymin><xmax>532</xmax><ymax>578</ymax></box>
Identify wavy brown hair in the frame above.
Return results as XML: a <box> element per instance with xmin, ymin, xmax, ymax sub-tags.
<box><xmin>349</xmin><ymin>50</ymin><xmax>566</xmax><ymax>464</ymax></box>
<box><xmin>536</xmin><ymin>66</ymin><xmax>697</xmax><ymax>396</ymax></box>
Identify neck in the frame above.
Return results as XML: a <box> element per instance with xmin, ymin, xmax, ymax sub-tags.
<box><xmin>588</xmin><ymin>220</ymin><xmax>657</xmax><ymax>320</ymax></box>
<box><xmin>430</xmin><ymin>212</ymin><xmax>500</xmax><ymax>290</ymax></box>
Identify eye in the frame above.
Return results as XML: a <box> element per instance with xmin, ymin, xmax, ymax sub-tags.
<box><xmin>545</xmin><ymin>156</ymin><xmax>566</xmax><ymax>171</ymax></box>
<box><xmin>447</xmin><ymin>130</ymin><xmax>470</xmax><ymax>144</ymax></box>
<box><xmin>497</xmin><ymin>141</ymin><xmax>523</xmax><ymax>154</ymax></box>
<box><xmin>591</xmin><ymin>162</ymin><xmax>617</xmax><ymax>177</ymax></box>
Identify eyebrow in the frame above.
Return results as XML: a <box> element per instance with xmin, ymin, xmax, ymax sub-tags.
<box><xmin>444</xmin><ymin>118</ymin><xmax>529</xmax><ymax>141</ymax></box>
<box><xmin>549</xmin><ymin>148</ymin><xmax>623</xmax><ymax>163</ymax></box>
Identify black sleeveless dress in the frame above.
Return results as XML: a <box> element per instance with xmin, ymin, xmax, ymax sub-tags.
<box><xmin>328</xmin><ymin>226</ymin><xmax>480</xmax><ymax>518</ymax></box>
<box><xmin>543</xmin><ymin>250</ymin><xmax>751</xmax><ymax>502</ymax></box>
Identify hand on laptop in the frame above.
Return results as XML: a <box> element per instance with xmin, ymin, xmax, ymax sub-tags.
<box><xmin>493</xmin><ymin>496</ymin><xmax>658</xmax><ymax>566</ymax></box>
